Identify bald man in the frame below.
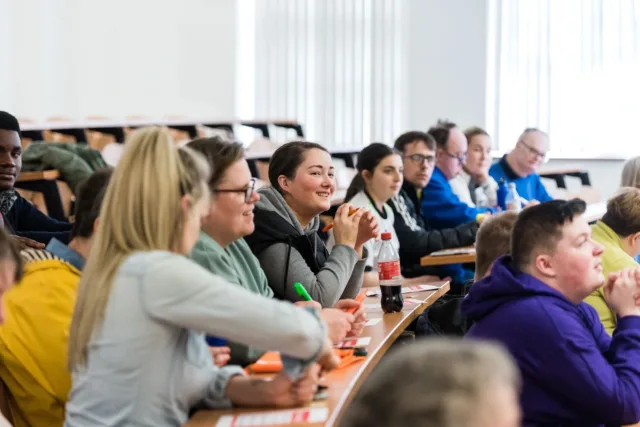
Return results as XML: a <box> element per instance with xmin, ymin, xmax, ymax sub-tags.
<box><xmin>489</xmin><ymin>128</ymin><xmax>552</xmax><ymax>203</ymax></box>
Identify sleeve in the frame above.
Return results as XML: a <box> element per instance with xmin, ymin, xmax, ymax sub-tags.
<box><xmin>140</xmin><ymin>255</ymin><xmax>326</xmax><ymax>362</ymax></box>
<box><xmin>342</xmin><ymin>247</ymin><xmax>368</xmax><ymax>299</ymax></box>
<box><xmin>531</xmin><ymin>309</ymin><xmax>640</xmax><ymax>425</ymax></box>
<box><xmin>15</xmin><ymin>230</ymin><xmax>71</xmax><ymax>244</ymax></box>
<box><xmin>201</xmin><ymin>365</ymin><xmax>247</xmax><ymax>409</ymax></box>
<box><xmin>584</xmin><ymin>288</ymin><xmax>616</xmax><ymax>335</ymax></box>
<box><xmin>14</xmin><ymin>199</ymin><xmax>72</xmax><ymax>234</ymax></box>
<box><xmin>421</xmin><ymin>177</ymin><xmax>493</xmax><ymax>229</ymax></box>
<box><xmin>258</xmin><ymin>242</ymin><xmax>359</xmax><ymax>307</ymax></box>
<box><xmin>449</xmin><ymin>175</ymin><xmax>475</xmax><ymax>207</ymax></box>
<box><xmin>536</xmin><ymin>175</ymin><xmax>553</xmax><ymax>202</ymax></box>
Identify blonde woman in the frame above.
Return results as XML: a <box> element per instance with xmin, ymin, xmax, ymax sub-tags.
<box><xmin>65</xmin><ymin>127</ymin><xmax>337</xmax><ymax>427</ymax></box>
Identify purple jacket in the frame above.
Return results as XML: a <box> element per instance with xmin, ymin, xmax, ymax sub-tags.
<box><xmin>462</xmin><ymin>256</ymin><xmax>640</xmax><ymax>427</ymax></box>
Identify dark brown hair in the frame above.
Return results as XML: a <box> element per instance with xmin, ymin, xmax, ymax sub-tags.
<box><xmin>601</xmin><ymin>187</ymin><xmax>640</xmax><ymax>237</ymax></box>
<box><xmin>186</xmin><ymin>136</ymin><xmax>245</xmax><ymax>191</ymax></box>
<box><xmin>394</xmin><ymin>131</ymin><xmax>435</xmax><ymax>153</ymax></box>
<box><xmin>0</xmin><ymin>227</ymin><xmax>22</xmax><ymax>283</ymax></box>
<box><xmin>345</xmin><ymin>143</ymin><xmax>398</xmax><ymax>202</ymax></box>
<box><xmin>511</xmin><ymin>199</ymin><xmax>586</xmax><ymax>270</ymax></box>
<box><xmin>268</xmin><ymin>141</ymin><xmax>329</xmax><ymax>193</ymax></box>
<box><xmin>427</xmin><ymin>119</ymin><xmax>458</xmax><ymax>150</ymax></box>
<box><xmin>464</xmin><ymin>126</ymin><xmax>489</xmax><ymax>144</ymax></box>
<box><xmin>475</xmin><ymin>211</ymin><xmax>518</xmax><ymax>279</ymax></box>
<box><xmin>70</xmin><ymin>168</ymin><xmax>113</xmax><ymax>239</ymax></box>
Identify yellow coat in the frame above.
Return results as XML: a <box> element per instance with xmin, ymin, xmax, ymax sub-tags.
<box><xmin>0</xmin><ymin>250</ymin><xmax>80</xmax><ymax>427</ymax></box>
<box><xmin>585</xmin><ymin>221</ymin><xmax>639</xmax><ymax>335</ymax></box>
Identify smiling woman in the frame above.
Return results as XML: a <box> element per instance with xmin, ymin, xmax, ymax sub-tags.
<box><xmin>245</xmin><ymin>141</ymin><xmax>379</xmax><ymax>307</ymax></box>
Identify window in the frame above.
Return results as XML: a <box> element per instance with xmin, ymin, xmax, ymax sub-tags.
<box><xmin>487</xmin><ymin>0</ymin><xmax>640</xmax><ymax>158</ymax></box>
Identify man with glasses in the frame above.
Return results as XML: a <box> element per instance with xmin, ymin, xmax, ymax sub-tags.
<box><xmin>390</xmin><ymin>130</ymin><xmax>480</xmax><ymax>293</ymax></box>
<box><xmin>489</xmin><ymin>128</ymin><xmax>552</xmax><ymax>203</ymax></box>
<box><xmin>421</xmin><ymin>120</ymin><xmax>495</xmax><ymax>229</ymax></box>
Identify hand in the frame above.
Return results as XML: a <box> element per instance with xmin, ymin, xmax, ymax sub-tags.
<box><xmin>332</xmin><ymin>204</ymin><xmax>366</xmax><ymax>248</ymax></box>
<box><xmin>334</xmin><ymin>299</ymin><xmax>367</xmax><ymax>337</ymax></box>
<box><xmin>316</xmin><ymin>337</ymin><xmax>340</xmax><ymax>373</ymax></box>
<box><xmin>354</xmin><ymin>210</ymin><xmax>380</xmax><ymax>249</ymax></box>
<box><xmin>476</xmin><ymin>212</ymin><xmax>491</xmax><ymax>224</ymax></box>
<box><xmin>12</xmin><ymin>236</ymin><xmax>45</xmax><ymax>250</ymax></box>
<box><xmin>320</xmin><ymin>308</ymin><xmax>354</xmax><ymax>343</ymax></box>
<box><xmin>268</xmin><ymin>364</ymin><xmax>321</xmax><ymax>407</ymax></box>
<box><xmin>605</xmin><ymin>268</ymin><xmax>640</xmax><ymax>317</ymax></box>
<box><xmin>209</xmin><ymin>346</ymin><xmax>231</xmax><ymax>367</ymax></box>
<box><xmin>294</xmin><ymin>300</ymin><xmax>322</xmax><ymax>310</ymax></box>
<box><xmin>525</xmin><ymin>199</ymin><xmax>540</xmax><ymax>208</ymax></box>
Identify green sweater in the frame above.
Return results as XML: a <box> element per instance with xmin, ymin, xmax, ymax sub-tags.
<box><xmin>191</xmin><ymin>232</ymin><xmax>273</xmax><ymax>365</ymax></box>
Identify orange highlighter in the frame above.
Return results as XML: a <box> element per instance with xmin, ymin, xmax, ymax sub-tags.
<box><xmin>322</xmin><ymin>207</ymin><xmax>360</xmax><ymax>232</ymax></box>
<box><xmin>346</xmin><ymin>292</ymin><xmax>366</xmax><ymax>314</ymax></box>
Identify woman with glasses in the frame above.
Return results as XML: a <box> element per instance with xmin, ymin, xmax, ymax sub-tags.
<box><xmin>488</xmin><ymin>128</ymin><xmax>553</xmax><ymax>203</ymax></box>
<box><xmin>449</xmin><ymin>127</ymin><xmax>498</xmax><ymax>208</ymax></box>
<box><xmin>187</xmin><ymin>137</ymin><xmax>367</xmax><ymax>367</ymax></box>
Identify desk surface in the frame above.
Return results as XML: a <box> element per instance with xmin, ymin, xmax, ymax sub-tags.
<box><xmin>420</xmin><ymin>247</ymin><xmax>476</xmax><ymax>267</ymax></box>
<box><xmin>16</xmin><ymin>170</ymin><xmax>60</xmax><ymax>182</ymax></box>
<box><xmin>184</xmin><ymin>281</ymin><xmax>450</xmax><ymax>427</ymax></box>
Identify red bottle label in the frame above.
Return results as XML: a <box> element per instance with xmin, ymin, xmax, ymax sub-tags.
<box><xmin>378</xmin><ymin>260</ymin><xmax>401</xmax><ymax>281</ymax></box>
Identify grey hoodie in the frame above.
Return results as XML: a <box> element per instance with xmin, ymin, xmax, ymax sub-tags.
<box><xmin>245</xmin><ymin>186</ymin><xmax>366</xmax><ymax>307</ymax></box>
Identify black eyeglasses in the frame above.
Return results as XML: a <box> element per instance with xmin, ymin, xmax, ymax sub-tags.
<box><xmin>405</xmin><ymin>154</ymin><xmax>435</xmax><ymax>165</ymax></box>
<box><xmin>213</xmin><ymin>178</ymin><xmax>256</xmax><ymax>202</ymax></box>
<box><xmin>519</xmin><ymin>140</ymin><xmax>548</xmax><ymax>161</ymax></box>
<box><xmin>443</xmin><ymin>150</ymin><xmax>467</xmax><ymax>165</ymax></box>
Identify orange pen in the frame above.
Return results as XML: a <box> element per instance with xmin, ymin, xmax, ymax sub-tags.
<box><xmin>345</xmin><ymin>292</ymin><xmax>366</xmax><ymax>315</ymax></box>
<box><xmin>322</xmin><ymin>207</ymin><xmax>360</xmax><ymax>232</ymax></box>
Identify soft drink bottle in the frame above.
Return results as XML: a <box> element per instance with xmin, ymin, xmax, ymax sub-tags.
<box><xmin>377</xmin><ymin>232</ymin><xmax>403</xmax><ymax>313</ymax></box>
<box><xmin>505</xmin><ymin>182</ymin><xmax>522</xmax><ymax>212</ymax></box>
<box><xmin>497</xmin><ymin>179</ymin><xmax>508</xmax><ymax>211</ymax></box>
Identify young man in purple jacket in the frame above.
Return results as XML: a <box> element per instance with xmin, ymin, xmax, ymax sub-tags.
<box><xmin>462</xmin><ymin>199</ymin><xmax>640</xmax><ymax>427</ymax></box>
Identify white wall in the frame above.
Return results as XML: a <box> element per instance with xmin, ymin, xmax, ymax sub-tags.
<box><xmin>0</xmin><ymin>0</ymin><xmax>237</xmax><ymax>120</ymax></box>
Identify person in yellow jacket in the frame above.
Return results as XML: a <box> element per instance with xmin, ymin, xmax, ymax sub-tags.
<box><xmin>585</xmin><ymin>187</ymin><xmax>640</xmax><ymax>335</ymax></box>
<box><xmin>0</xmin><ymin>168</ymin><xmax>112</xmax><ymax>427</ymax></box>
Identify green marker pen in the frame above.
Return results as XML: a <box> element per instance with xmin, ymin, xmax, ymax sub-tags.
<box><xmin>294</xmin><ymin>282</ymin><xmax>313</xmax><ymax>301</ymax></box>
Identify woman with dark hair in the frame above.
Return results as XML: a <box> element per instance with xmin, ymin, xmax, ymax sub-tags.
<box><xmin>340</xmin><ymin>143</ymin><xmax>439</xmax><ymax>287</ymax></box>
<box><xmin>245</xmin><ymin>141</ymin><xmax>379</xmax><ymax>307</ymax></box>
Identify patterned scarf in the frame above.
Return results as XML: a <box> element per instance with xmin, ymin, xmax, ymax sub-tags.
<box><xmin>0</xmin><ymin>189</ymin><xmax>17</xmax><ymax>216</ymax></box>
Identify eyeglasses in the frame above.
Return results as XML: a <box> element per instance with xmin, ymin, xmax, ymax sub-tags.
<box><xmin>442</xmin><ymin>150</ymin><xmax>467</xmax><ymax>165</ymax></box>
<box><xmin>404</xmin><ymin>154</ymin><xmax>435</xmax><ymax>165</ymax></box>
<box><xmin>519</xmin><ymin>140</ymin><xmax>548</xmax><ymax>161</ymax></box>
<box><xmin>213</xmin><ymin>178</ymin><xmax>256</xmax><ymax>203</ymax></box>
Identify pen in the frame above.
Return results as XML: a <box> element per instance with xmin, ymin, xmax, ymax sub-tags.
<box><xmin>322</xmin><ymin>207</ymin><xmax>360</xmax><ymax>232</ymax></box>
<box><xmin>294</xmin><ymin>282</ymin><xmax>313</xmax><ymax>301</ymax></box>
<box><xmin>346</xmin><ymin>293</ymin><xmax>366</xmax><ymax>315</ymax></box>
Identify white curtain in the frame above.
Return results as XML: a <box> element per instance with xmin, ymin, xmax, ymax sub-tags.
<box><xmin>245</xmin><ymin>0</ymin><xmax>408</xmax><ymax>148</ymax></box>
<box><xmin>488</xmin><ymin>0</ymin><xmax>640</xmax><ymax>157</ymax></box>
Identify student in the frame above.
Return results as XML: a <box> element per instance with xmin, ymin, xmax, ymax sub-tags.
<box><xmin>474</xmin><ymin>211</ymin><xmax>518</xmax><ymax>281</ymax></box>
<box><xmin>0</xmin><ymin>111</ymin><xmax>72</xmax><ymax>247</ymax></box>
<box><xmin>65</xmin><ymin>128</ymin><xmax>338</xmax><ymax>427</ymax></box>
<box><xmin>245</xmin><ymin>141</ymin><xmax>378</xmax><ymax>307</ymax></box>
<box><xmin>339</xmin><ymin>339</ymin><xmax>521</xmax><ymax>427</ymax></box>
<box><xmin>0</xmin><ymin>227</ymin><xmax>22</xmax><ymax>427</ymax></box>
<box><xmin>489</xmin><ymin>128</ymin><xmax>552</xmax><ymax>203</ymax></box>
<box><xmin>585</xmin><ymin>188</ymin><xmax>640</xmax><ymax>334</ymax></box>
<box><xmin>449</xmin><ymin>127</ymin><xmax>498</xmax><ymax>207</ymax></box>
<box><xmin>421</xmin><ymin>120</ymin><xmax>494</xmax><ymax>229</ymax></box>
<box><xmin>0</xmin><ymin>168</ymin><xmax>112</xmax><ymax>427</ymax></box>
<box><xmin>390</xmin><ymin>131</ymin><xmax>479</xmax><ymax>291</ymax></box>
<box><xmin>462</xmin><ymin>199</ymin><xmax>640</xmax><ymax>426</ymax></box>
<box><xmin>187</xmin><ymin>137</ymin><xmax>365</xmax><ymax>366</ymax></box>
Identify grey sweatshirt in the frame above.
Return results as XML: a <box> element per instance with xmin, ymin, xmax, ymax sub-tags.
<box><xmin>64</xmin><ymin>251</ymin><xmax>326</xmax><ymax>427</ymax></box>
<box><xmin>245</xmin><ymin>187</ymin><xmax>367</xmax><ymax>307</ymax></box>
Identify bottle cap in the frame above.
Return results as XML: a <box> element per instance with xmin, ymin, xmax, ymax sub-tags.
<box><xmin>381</xmin><ymin>232</ymin><xmax>392</xmax><ymax>240</ymax></box>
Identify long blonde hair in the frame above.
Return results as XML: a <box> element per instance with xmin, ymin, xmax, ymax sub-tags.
<box><xmin>621</xmin><ymin>156</ymin><xmax>640</xmax><ymax>189</ymax></box>
<box><xmin>67</xmin><ymin>126</ymin><xmax>211</xmax><ymax>369</ymax></box>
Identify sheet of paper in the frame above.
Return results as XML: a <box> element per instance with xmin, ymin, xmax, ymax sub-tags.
<box><xmin>429</xmin><ymin>247</ymin><xmax>476</xmax><ymax>257</ymax></box>
<box><xmin>364</xmin><ymin>318</ymin><xmax>382</xmax><ymax>327</ymax></box>
<box><xmin>366</xmin><ymin>283</ymin><xmax>443</xmax><ymax>297</ymax></box>
<box><xmin>216</xmin><ymin>407</ymin><xmax>328</xmax><ymax>427</ymax></box>
<box><xmin>335</xmin><ymin>337</ymin><xmax>372</xmax><ymax>349</ymax></box>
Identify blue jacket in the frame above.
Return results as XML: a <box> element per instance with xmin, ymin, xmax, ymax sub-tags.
<box><xmin>421</xmin><ymin>166</ymin><xmax>493</xmax><ymax>229</ymax></box>
<box><xmin>462</xmin><ymin>256</ymin><xmax>640</xmax><ymax>427</ymax></box>
<box><xmin>489</xmin><ymin>156</ymin><xmax>552</xmax><ymax>202</ymax></box>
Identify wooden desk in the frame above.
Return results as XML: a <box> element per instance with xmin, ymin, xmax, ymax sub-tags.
<box><xmin>420</xmin><ymin>247</ymin><xmax>476</xmax><ymax>267</ymax></box>
<box><xmin>15</xmin><ymin>170</ymin><xmax>66</xmax><ymax>220</ymax></box>
<box><xmin>184</xmin><ymin>282</ymin><xmax>450</xmax><ymax>427</ymax></box>
<box><xmin>16</xmin><ymin>170</ymin><xmax>60</xmax><ymax>182</ymax></box>
<box><xmin>539</xmin><ymin>166</ymin><xmax>591</xmax><ymax>188</ymax></box>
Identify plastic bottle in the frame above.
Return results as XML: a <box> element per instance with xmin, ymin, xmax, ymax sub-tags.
<box><xmin>505</xmin><ymin>182</ymin><xmax>522</xmax><ymax>212</ymax></box>
<box><xmin>377</xmin><ymin>232</ymin><xmax>403</xmax><ymax>313</ymax></box>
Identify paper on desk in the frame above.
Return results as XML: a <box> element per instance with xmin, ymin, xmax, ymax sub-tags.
<box><xmin>429</xmin><ymin>247</ymin><xmax>476</xmax><ymax>257</ymax></box>
<box><xmin>216</xmin><ymin>407</ymin><xmax>328</xmax><ymax>427</ymax></box>
<box><xmin>336</xmin><ymin>337</ymin><xmax>371</xmax><ymax>349</ymax></box>
<box><xmin>364</xmin><ymin>318</ymin><xmax>381</xmax><ymax>327</ymax></box>
<box><xmin>366</xmin><ymin>283</ymin><xmax>443</xmax><ymax>297</ymax></box>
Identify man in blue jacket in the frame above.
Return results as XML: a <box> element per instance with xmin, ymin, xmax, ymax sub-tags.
<box><xmin>0</xmin><ymin>111</ymin><xmax>71</xmax><ymax>248</ymax></box>
<box><xmin>489</xmin><ymin>128</ymin><xmax>552</xmax><ymax>203</ymax></box>
<box><xmin>463</xmin><ymin>199</ymin><xmax>640</xmax><ymax>426</ymax></box>
<box><xmin>422</xmin><ymin>120</ymin><xmax>494</xmax><ymax>229</ymax></box>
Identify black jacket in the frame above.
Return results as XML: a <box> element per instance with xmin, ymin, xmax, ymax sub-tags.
<box><xmin>5</xmin><ymin>193</ymin><xmax>71</xmax><ymax>244</ymax></box>
<box><xmin>389</xmin><ymin>181</ymin><xmax>478</xmax><ymax>272</ymax></box>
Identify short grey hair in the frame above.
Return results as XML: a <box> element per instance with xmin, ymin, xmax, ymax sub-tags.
<box><xmin>339</xmin><ymin>339</ymin><xmax>521</xmax><ymax>427</ymax></box>
<box><xmin>621</xmin><ymin>156</ymin><xmax>640</xmax><ymax>189</ymax></box>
